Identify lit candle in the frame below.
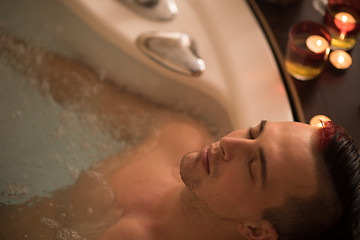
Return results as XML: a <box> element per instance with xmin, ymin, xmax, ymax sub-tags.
<box><xmin>334</xmin><ymin>12</ymin><xmax>356</xmax><ymax>32</ymax></box>
<box><xmin>329</xmin><ymin>50</ymin><xmax>352</xmax><ymax>69</ymax></box>
<box><xmin>310</xmin><ymin>115</ymin><xmax>332</xmax><ymax>128</ymax></box>
<box><xmin>306</xmin><ymin>35</ymin><xmax>329</xmax><ymax>53</ymax></box>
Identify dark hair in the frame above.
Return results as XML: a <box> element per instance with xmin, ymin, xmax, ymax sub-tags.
<box><xmin>262</xmin><ymin>121</ymin><xmax>360</xmax><ymax>240</ymax></box>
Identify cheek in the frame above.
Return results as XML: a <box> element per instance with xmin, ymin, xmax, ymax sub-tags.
<box><xmin>199</xmin><ymin>168</ymin><xmax>258</xmax><ymax>218</ymax></box>
<box><xmin>268</xmin><ymin>151</ymin><xmax>317</xmax><ymax>200</ymax></box>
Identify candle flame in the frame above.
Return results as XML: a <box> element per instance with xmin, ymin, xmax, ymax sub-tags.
<box><xmin>317</xmin><ymin>121</ymin><xmax>324</xmax><ymax>128</ymax></box>
<box><xmin>340</xmin><ymin>32</ymin><xmax>346</xmax><ymax>40</ymax></box>
<box><xmin>310</xmin><ymin>115</ymin><xmax>332</xmax><ymax>128</ymax></box>
<box><xmin>341</xmin><ymin>15</ymin><xmax>348</xmax><ymax>23</ymax></box>
<box><xmin>338</xmin><ymin>56</ymin><xmax>345</xmax><ymax>64</ymax></box>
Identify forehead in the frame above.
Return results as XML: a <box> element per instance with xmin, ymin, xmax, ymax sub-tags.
<box><xmin>263</xmin><ymin>122</ymin><xmax>319</xmax><ymax>200</ymax></box>
<box><xmin>264</xmin><ymin>121</ymin><xmax>317</xmax><ymax>152</ymax></box>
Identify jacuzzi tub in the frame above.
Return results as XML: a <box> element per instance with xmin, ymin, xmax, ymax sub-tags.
<box><xmin>0</xmin><ymin>0</ymin><xmax>292</xmax><ymax>205</ymax></box>
<box><xmin>58</xmin><ymin>0</ymin><xmax>294</xmax><ymax>128</ymax></box>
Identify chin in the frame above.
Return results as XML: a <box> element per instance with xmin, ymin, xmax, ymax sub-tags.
<box><xmin>181</xmin><ymin>151</ymin><xmax>200</xmax><ymax>168</ymax></box>
<box><xmin>180</xmin><ymin>151</ymin><xmax>202</xmax><ymax>191</ymax></box>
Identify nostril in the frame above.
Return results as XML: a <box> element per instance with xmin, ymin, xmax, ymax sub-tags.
<box><xmin>220</xmin><ymin>145</ymin><xmax>225</xmax><ymax>156</ymax></box>
<box><xmin>219</xmin><ymin>140</ymin><xmax>230</xmax><ymax>162</ymax></box>
<box><xmin>223</xmin><ymin>151</ymin><xmax>231</xmax><ymax>162</ymax></box>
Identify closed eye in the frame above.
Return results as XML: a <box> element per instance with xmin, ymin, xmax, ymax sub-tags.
<box><xmin>248</xmin><ymin>127</ymin><xmax>254</xmax><ymax>139</ymax></box>
<box><xmin>248</xmin><ymin>120</ymin><xmax>267</xmax><ymax>140</ymax></box>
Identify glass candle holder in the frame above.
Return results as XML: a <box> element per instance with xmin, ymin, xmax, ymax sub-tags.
<box><xmin>324</xmin><ymin>0</ymin><xmax>360</xmax><ymax>50</ymax></box>
<box><xmin>285</xmin><ymin>21</ymin><xmax>331</xmax><ymax>81</ymax></box>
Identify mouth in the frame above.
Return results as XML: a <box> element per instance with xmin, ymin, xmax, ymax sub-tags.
<box><xmin>201</xmin><ymin>145</ymin><xmax>210</xmax><ymax>175</ymax></box>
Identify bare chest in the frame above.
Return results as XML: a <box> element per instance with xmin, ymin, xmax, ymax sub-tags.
<box><xmin>109</xmin><ymin>157</ymin><xmax>181</xmax><ymax>213</ymax></box>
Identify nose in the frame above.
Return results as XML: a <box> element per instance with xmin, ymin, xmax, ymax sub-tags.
<box><xmin>219</xmin><ymin>136</ymin><xmax>254</xmax><ymax>162</ymax></box>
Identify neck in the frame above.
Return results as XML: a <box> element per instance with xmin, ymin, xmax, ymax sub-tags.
<box><xmin>155</xmin><ymin>186</ymin><xmax>241</xmax><ymax>240</ymax></box>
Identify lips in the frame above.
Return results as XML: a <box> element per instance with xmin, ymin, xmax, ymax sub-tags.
<box><xmin>201</xmin><ymin>145</ymin><xmax>210</xmax><ymax>174</ymax></box>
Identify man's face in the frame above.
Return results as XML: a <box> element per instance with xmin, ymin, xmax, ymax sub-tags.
<box><xmin>180</xmin><ymin>121</ymin><xmax>318</xmax><ymax>222</ymax></box>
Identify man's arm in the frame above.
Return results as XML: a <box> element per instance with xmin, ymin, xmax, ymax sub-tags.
<box><xmin>0</xmin><ymin>31</ymin><xmax>162</xmax><ymax>142</ymax></box>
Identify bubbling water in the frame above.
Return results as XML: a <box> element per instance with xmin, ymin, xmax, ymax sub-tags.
<box><xmin>0</xmin><ymin>33</ymin><xmax>224</xmax><ymax>239</ymax></box>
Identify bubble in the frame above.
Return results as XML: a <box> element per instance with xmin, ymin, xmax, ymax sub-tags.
<box><xmin>87</xmin><ymin>207</ymin><xmax>93</xmax><ymax>214</ymax></box>
<box><xmin>40</xmin><ymin>217</ymin><xmax>60</xmax><ymax>229</ymax></box>
<box><xmin>0</xmin><ymin>183</ymin><xmax>29</xmax><ymax>202</ymax></box>
<box><xmin>55</xmin><ymin>228</ymin><xmax>85</xmax><ymax>240</ymax></box>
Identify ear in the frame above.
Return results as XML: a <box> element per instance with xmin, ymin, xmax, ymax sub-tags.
<box><xmin>238</xmin><ymin>221</ymin><xmax>278</xmax><ymax>240</ymax></box>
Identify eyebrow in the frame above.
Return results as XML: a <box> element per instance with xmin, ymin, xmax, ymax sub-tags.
<box><xmin>258</xmin><ymin>120</ymin><xmax>267</xmax><ymax>188</ymax></box>
<box><xmin>259</xmin><ymin>120</ymin><xmax>267</xmax><ymax>136</ymax></box>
